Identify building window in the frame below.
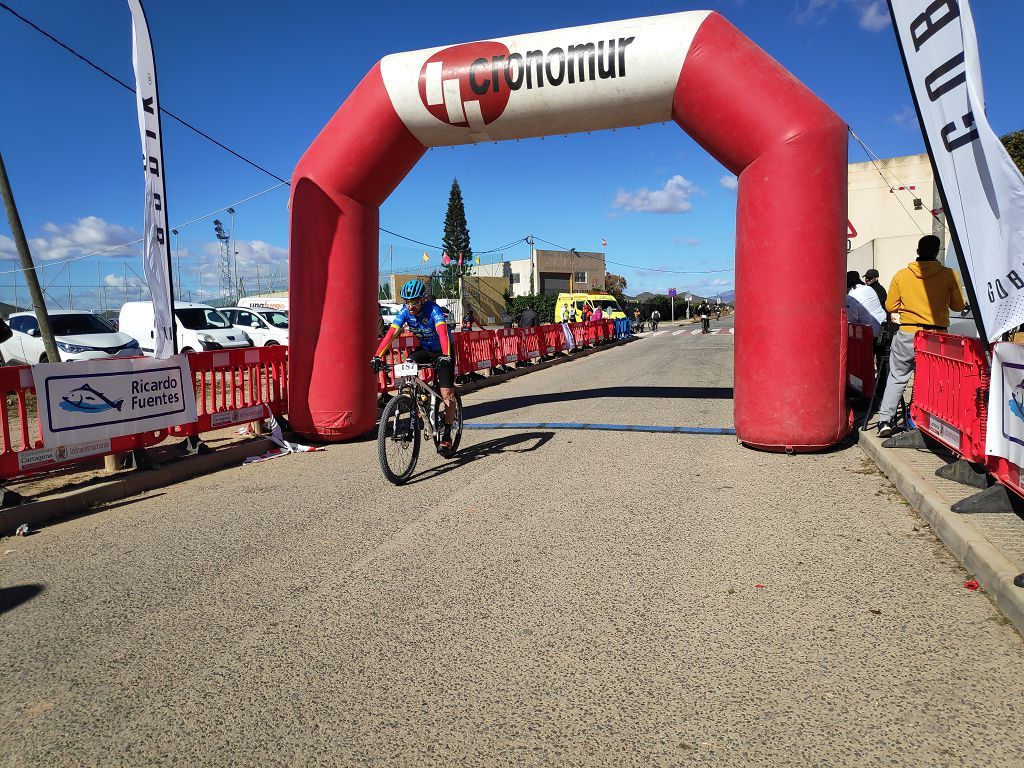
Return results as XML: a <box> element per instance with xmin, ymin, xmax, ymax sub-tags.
<box><xmin>574</xmin><ymin>271</ymin><xmax>587</xmax><ymax>283</ymax></box>
<box><xmin>510</xmin><ymin>274</ymin><xmax>521</xmax><ymax>284</ymax></box>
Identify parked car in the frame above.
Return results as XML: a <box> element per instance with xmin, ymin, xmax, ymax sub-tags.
<box><xmin>0</xmin><ymin>310</ymin><xmax>141</xmax><ymax>364</ymax></box>
<box><xmin>118</xmin><ymin>301</ymin><xmax>252</xmax><ymax>355</ymax></box>
<box><xmin>220</xmin><ymin>306</ymin><xmax>288</xmax><ymax>346</ymax></box>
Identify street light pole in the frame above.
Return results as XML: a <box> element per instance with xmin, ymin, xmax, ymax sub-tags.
<box><xmin>227</xmin><ymin>206</ymin><xmax>237</xmax><ymax>303</ymax></box>
<box><xmin>171</xmin><ymin>228</ymin><xmax>180</xmax><ymax>302</ymax></box>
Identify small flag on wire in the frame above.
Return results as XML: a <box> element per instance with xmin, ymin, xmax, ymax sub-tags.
<box><xmin>441</xmin><ymin>252</ymin><xmax>451</xmax><ymax>266</ymax></box>
<box><xmin>475</xmin><ymin>256</ymin><xmax>480</xmax><ymax>265</ymax></box>
<box><xmin>457</xmin><ymin>252</ymin><xmax>464</xmax><ymax>267</ymax></box>
<box><xmin>422</xmin><ymin>251</ymin><xmax>430</xmax><ymax>262</ymax></box>
<box><xmin>601</xmin><ymin>238</ymin><xmax>607</xmax><ymax>248</ymax></box>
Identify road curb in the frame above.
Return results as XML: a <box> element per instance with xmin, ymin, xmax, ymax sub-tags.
<box><xmin>858</xmin><ymin>429</ymin><xmax>1024</xmax><ymax>636</ymax></box>
<box><xmin>0</xmin><ymin>437</ymin><xmax>273</xmax><ymax>536</ymax></box>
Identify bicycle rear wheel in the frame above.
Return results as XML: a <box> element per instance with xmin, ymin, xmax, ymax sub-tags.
<box><xmin>378</xmin><ymin>394</ymin><xmax>420</xmax><ymax>485</ymax></box>
<box><xmin>436</xmin><ymin>392</ymin><xmax>464</xmax><ymax>459</ymax></box>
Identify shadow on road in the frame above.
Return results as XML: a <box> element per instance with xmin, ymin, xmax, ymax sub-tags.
<box><xmin>0</xmin><ymin>584</ymin><xmax>45</xmax><ymax>615</ymax></box>
<box><xmin>462</xmin><ymin>386</ymin><xmax>734</xmax><ymax>420</ymax></box>
<box><xmin>407</xmin><ymin>431</ymin><xmax>554</xmax><ymax>485</ymax></box>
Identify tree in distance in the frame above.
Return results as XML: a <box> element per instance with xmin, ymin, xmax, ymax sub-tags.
<box><xmin>439</xmin><ymin>178</ymin><xmax>473</xmax><ymax>300</ymax></box>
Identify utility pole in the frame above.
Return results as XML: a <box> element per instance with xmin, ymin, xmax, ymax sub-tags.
<box><xmin>527</xmin><ymin>234</ymin><xmax>535</xmax><ymax>295</ymax></box>
<box><xmin>0</xmin><ymin>150</ymin><xmax>61</xmax><ymax>362</ymax></box>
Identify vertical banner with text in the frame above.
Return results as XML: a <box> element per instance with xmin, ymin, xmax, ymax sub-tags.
<box><xmin>128</xmin><ymin>0</ymin><xmax>176</xmax><ymax>358</ymax></box>
<box><xmin>888</xmin><ymin>0</ymin><xmax>1024</xmax><ymax>341</ymax></box>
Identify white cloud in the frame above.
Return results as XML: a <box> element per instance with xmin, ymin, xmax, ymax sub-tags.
<box><xmin>857</xmin><ymin>1</ymin><xmax>890</xmax><ymax>31</ymax></box>
<box><xmin>686</xmin><ymin>238</ymin><xmax>701</xmax><ymax>247</ymax></box>
<box><xmin>613</xmin><ymin>175</ymin><xmax>698</xmax><ymax>214</ymax></box>
<box><xmin>890</xmin><ymin>104</ymin><xmax>916</xmax><ymax>127</ymax></box>
<box><xmin>103</xmin><ymin>274</ymin><xmax>145</xmax><ymax>288</ymax></box>
<box><xmin>0</xmin><ymin>234</ymin><xmax>16</xmax><ymax>260</ymax></box>
<box><xmin>720</xmin><ymin>175</ymin><xmax>738</xmax><ymax>191</ymax></box>
<box><xmin>26</xmin><ymin>216</ymin><xmax>140</xmax><ymax>262</ymax></box>
<box><xmin>795</xmin><ymin>0</ymin><xmax>889</xmax><ymax>32</ymax></box>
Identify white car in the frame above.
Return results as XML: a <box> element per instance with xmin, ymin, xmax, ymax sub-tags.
<box><xmin>118</xmin><ymin>301</ymin><xmax>252</xmax><ymax>355</ymax></box>
<box><xmin>221</xmin><ymin>307</ymin><xmax>288</xmax><ymax>346</ymax></box>
<box><xmin>0</xmin><ymin>310</ymin><xmax>141</xmax><ymax>365</ymax></box>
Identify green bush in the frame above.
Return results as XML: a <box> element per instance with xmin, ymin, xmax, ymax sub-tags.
<box><xmin>504</xmin><ymin>293</ymin><xmax>558</xmax><ymax>323</ymax></box>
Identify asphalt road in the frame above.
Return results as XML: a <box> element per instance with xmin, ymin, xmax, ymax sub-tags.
<box><xmin>2</xmin><ymin>317</ymin><xmax>1023</xmax><ymax>767</ymax></box>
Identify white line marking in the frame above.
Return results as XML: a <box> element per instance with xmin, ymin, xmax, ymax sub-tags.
<box><xmin>425</xmin><ymin>62</ymin><xmax>443</xmax><ymax>106</ymax></box>
<box><xmin>672</xmin><ymin>330</ymin><xmax>685</xmax><ymax>336</ymax></box>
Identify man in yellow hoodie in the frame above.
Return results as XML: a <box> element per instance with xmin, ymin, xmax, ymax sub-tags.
<box><xmin>877</xmin><ymin>234</ymin><xmax>965</xmax><ymax>437</ymax></box>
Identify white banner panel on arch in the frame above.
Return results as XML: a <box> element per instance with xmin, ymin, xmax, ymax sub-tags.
<box><xmin>32</xmin><ymin>355</ymin><xmax>197</xmax><ymax>448</ymax></box>
<box><xmin>889</xmin><ymin>0</ymin><xmax>1024</xmax><ymax>341</ymax></box>
<box><xmin>380</xmin><ymin>11</ymin><xmax>710</xmax><ymax>146</ymax></box>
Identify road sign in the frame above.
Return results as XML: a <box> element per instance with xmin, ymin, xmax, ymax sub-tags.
<box><xmin>668</xmin><ymin>288</ymin><xmax>677</xmax><ymax>297</ymax></box>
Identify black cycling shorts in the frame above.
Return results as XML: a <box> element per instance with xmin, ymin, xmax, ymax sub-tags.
<box><xmin>408</xmin><ymin>349</ymin><xmax>455</xmax><ymax>388</ymax></box>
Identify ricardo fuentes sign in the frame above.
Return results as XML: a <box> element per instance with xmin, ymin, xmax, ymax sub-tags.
<box><xmin>32</xmin><ymin>354</ymin><xmax>197</xmax><ymax>448</ymax></box>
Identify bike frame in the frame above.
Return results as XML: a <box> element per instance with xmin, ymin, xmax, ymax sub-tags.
<box><xmin>391</xmin><ymin>366</ymin><xmax>445</xmax><ymax>440</ymax></box>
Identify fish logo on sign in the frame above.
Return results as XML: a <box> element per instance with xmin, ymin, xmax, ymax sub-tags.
<box><xmin>1010</xmin><ymin>379</ymin><xmax>1024</xmax><ymax>423</ymax></box>
<box><xmin>59</xmin><ymin>383</ymin><xmax>124</xmax><ymax>414</ymax></box>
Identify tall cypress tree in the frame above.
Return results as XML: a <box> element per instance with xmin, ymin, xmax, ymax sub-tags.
<box><xmin>440</xmin><ymin>178</ymin><xmax>472</xmax><ymax>298</ymax></box>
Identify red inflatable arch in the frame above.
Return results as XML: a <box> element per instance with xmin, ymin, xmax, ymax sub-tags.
<box><xmin>289</xmin><ymin>11</ymin><xmax>850</xmax><ymax>452</ymax></box>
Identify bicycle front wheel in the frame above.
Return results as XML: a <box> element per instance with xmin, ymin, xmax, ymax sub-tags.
<box><xmin>378</xmin><ymin>394</ymin><xmax>420</xmax><ymax>485</ymax></box>
<box><xmin>436</xmin><ymin>392</ymin><xmax>464</xmax><ymax>459</ymax></box>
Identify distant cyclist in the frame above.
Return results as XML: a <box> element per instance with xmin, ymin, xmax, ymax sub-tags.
<box><xmin>650</xmin><ymin>309</ymin><xmax>660</xmax><ymax>332</ymax></box>
<box><xmin>697</xmin><ymin>300</ymin><xmax>712</xmax><ymax>334</ymax></box>
<box><xmin>371</xmin><ymin>279</ymin><xmax>457</xmax><ymax>449</ymax></box>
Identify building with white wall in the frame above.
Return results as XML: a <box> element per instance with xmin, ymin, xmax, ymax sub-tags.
<box><xmin>847</xmin><ymin>153</ymin><xmax>950</xmax><ymax>290</ymax></box>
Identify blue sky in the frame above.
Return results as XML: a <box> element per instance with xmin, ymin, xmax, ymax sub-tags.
<box><xmin>0</xmin><ymin>0</ymin><xmax>1020</xmax><ymax>307</ymax></box>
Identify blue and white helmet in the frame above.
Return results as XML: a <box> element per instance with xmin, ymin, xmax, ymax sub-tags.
<box><xmin>400</xmin><ymin>279</ymin><xmax>426</xmax><ymax>300</ymax></box>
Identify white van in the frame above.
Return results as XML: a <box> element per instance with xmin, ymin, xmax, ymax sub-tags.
<box><xmin>118</xmin><ymin>301</ymin><xmax>253</xmax><ymax>355</ymax></box>
<box><xmin>221</xmin><ymin>306</ymin><xmax>288</xmax><ymax>346</ymax></box>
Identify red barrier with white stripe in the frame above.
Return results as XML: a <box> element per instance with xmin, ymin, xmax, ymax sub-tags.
<box><xmin>847</xmin><ymin>323</ymin><xmax>875</xmax><ymax>398</ymax></box>
<box><xmin>910</xmin><ymin>331</ymin><xmax>988</xmax><ymax>463</ymax></box>
<box><xmin>1</xmin><ymin>346</ymin><xmax>288</xmax><ymax>481</ymax></box>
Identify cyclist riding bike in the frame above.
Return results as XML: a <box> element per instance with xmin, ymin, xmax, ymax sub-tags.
<box><xmin>371</xmin><ymin>279</ymin><xmax>457</xmax><ymax>449</ymax></box>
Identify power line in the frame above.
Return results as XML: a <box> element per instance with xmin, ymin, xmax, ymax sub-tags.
<box><xmin>0</xmin><ymin>2</ymin><xmax>291</xmax><ymax>185</ymax></box>
<box><xmin>533</xmin><ymin>235</ymin><xmax>733</xmax><ymax>275</ymax></box>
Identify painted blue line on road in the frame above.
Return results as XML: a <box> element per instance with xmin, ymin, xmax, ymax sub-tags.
<box><xmin>463</xmin><ymin>422</ymin><xmax>736</xmax><ymax>435</ymax></box>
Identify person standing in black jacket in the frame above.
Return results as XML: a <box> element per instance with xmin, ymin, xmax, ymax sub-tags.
<box><xmin>519</xmin><ymin>304</ymin><xmax>539</xmax><ymax>328</ymax></box>
<box><xmin>864</xmin><ymin>269</ymin><xmax>887</xmax><ymax>308</ymax></box>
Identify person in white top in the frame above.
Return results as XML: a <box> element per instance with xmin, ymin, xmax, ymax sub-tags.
<box><xmin>846</xmin><ymin>271</ymin><xmax>887</xmax><ymax>335</ymax></box>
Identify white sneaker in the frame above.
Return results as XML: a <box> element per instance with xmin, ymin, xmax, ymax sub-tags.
<box><xmin>877</xmin><ymin>420</ymin><xmax>894</xmax><ymax>438</ymax></box>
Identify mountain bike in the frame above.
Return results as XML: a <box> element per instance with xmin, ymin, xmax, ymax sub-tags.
<box><xmin>377</xmin><ymin>360</ymin><xmax>464</xmax><ymax>485</ymax></box>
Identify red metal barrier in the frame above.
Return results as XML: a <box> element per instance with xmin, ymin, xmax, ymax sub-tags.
<box><xmin>570</xmin><ymin>322</ymin><xmax>590</xmax><ymax>348</ymax></box>
<box><xmin>521</xmin><ymin>327</ymin><xmax>541</xmax><ymax>360</ymax></box>
<box><xmin>375</xmin><ymin>333</ymin><xmax>420</xmax><ymax>393</ymax></box>
<box><xmin>172</xmin><ymin>345</ymin><xmax>288</xmax><ymax>436</ymax></box>
<box><xmin>847</xmin><ymin>323</ymin><xmax>875</xmax><ymax>398</ymax></box>
<box><xmin>910</xmin><ymin>331</ymin><xmax>989</xmax><ymax>463</ymax></box>
<box><xmin>0</xmin><ymin>346</ymin><xmax>288</xmax><ymax>481</ymax></box>
<box><xmin>493</xmin><ymin>328</ymin><xmax>524</xmax><ymax>365</ymax></box>
<box><xmin>540</xmin><ymin>324</ymin><xmax>564</xmax><ymax>356</ymax></box>
<box><xmin>454</xmin><ymin>330</ymin><xmax>495</xmax><ymax>376</ymax></box>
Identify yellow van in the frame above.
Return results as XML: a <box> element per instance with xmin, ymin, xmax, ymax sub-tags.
<box><xmin>554</xmin><ymin>292</ymin><xmax>628</xmax><ymax>322</ymax></box>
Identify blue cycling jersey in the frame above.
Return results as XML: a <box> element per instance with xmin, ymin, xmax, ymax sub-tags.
<box><xmin>391</xmin><ymin>301</ymin><xmax>449</xmax><ymax>353</ymax></box>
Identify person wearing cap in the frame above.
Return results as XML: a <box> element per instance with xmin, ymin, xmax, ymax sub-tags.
<box><xmin>863</xmin><ymin>268</ymin><xmax>887</xmax><ymax>308</ymax></box>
